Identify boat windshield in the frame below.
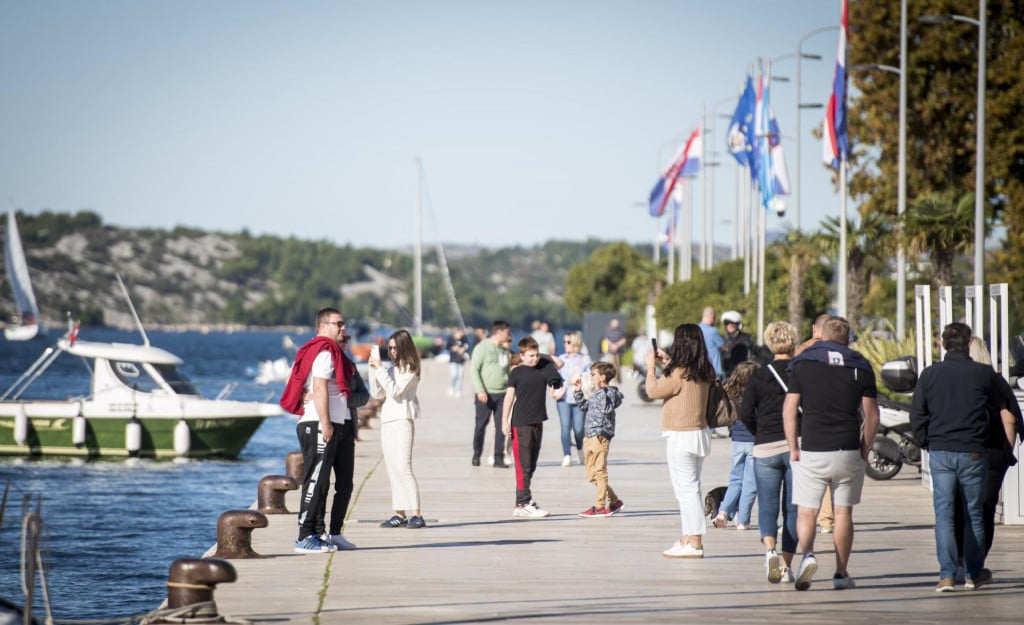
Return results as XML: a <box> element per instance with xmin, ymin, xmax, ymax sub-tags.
<box><xmin>111</xmin><ymin>361</ymin><xmax>200</xmax><ymax>396</ymax></box>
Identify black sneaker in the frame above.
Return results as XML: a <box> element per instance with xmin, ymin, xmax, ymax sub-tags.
<box><xmin>380</xmin><ymin>515</ymin><xmax>408</xmax><ymax>528</ymax></box>
<box><xmin>407</xmin><ymin>515</ymin><xmax>427</xmax><ymax>529</ymax></box>
<box><xmin>471</xmin><ymin>455</ymin><xmax>481</xmax><ymax>467</ymax></box>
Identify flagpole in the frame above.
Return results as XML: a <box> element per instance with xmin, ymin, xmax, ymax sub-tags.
<box><xmin>683</xmin><ymin>183</ymin><xmax>694</xmax><ymax>280</ymax></box>
<box><xmin>414</xmin><ymin>157</ymin><xmax>423</xmax><ymax>338</ymax></box>
<box><xmin>838</xmin><ymin>153</ymin><xmax>848</xmax><ymax>318</ymax></box>
<box><xmin>757</xmin><ymin>200</ymin><xmax>767</xmax><ymax>344</ymax></box>
<box><xmin>743</xmin><ymin>174</ymin><xmax>751</xmax><ymax>295</ymax></box>
<box><xmin>701</xmin><ymin>104</ymin><xmax>710</xmax><ymax>270</ymax></box>
<box><xmin>667</xmin><ymin>203</ymin><xmax>676</xmax><ymax>285</ymax></box>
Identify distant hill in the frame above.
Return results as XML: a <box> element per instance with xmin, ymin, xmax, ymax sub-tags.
<box><xmin>0</xmin><ymin>211</ymin><xmax>629</xmax><ymax>331</ymax></box>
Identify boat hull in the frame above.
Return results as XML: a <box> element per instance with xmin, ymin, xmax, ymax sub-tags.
<box><xmin>3</xmin><ymin>323</ymin><xmax>44</xmax><ymax>341</ymax></box>
<box><xmin>0</xmin><ymin>413</ymin><xmax>267</xmax><ymax>459</ymax></box>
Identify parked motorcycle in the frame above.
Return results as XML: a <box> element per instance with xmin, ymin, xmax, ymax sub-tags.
<box><xmin>867</xmin><ymin>356</ymin><xmax>923</xmax><ymax>480</ymax></box>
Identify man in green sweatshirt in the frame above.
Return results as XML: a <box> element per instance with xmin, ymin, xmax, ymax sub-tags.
<box><xmin>471</xmin><ymin>320</ymin><xmax>512</xmax><ymax>468</ymax></box>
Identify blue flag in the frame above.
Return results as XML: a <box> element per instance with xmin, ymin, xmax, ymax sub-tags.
<box><xmin>726</xmin><ymin>74</ymin><xmax>758</xmax><ymax>181</ymax></box>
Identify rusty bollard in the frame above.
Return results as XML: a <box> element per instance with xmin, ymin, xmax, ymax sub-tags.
<box><xmin>213</xmin><ymin>509</ymin><xmax>268</xmax><ymax>559</ymax></box>
<box><xmin>285</xmin><ymin>451</ymin><xmax>304</xmax><ymax>482</ymax></box>
<box><xmin>161</xmin><ymin>557</ymin><xmax>236</xmax><ymax>618</ymax></box>
<box><xmin>257</xmin><ymin>475</ymin><xmax>298</xmax><ymax>514</ymax></box>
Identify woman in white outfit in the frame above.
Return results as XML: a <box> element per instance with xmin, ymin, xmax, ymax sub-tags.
<box><xmin>644</xmin><ymin>323</ymin><xmax>716</xmax><ymax>558</ymax></box>
<box><xmin>369</xmin><ymin>329</ymin><xmax>425</xmax><ymax>529</ymax></box>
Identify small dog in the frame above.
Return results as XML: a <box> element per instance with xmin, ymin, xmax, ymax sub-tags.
<box><xmin>704</xmin><ymin>486</ymin><xmax>728</xmax><ymax>518</ymax></box>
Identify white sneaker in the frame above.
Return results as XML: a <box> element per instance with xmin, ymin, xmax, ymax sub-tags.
<box><xmin>662</xmin><ymin>541</ymin><xmax>704</xmax><ymax>559</ymax></box>
<box><xmin>795</xmin><ymin>554</ymin><xmax>818</xmax><ymax>591</ymax></box>
<box><xmin>780</xmin><ymin>567</ymin><xmax>794</xmax><ymax>583</ymax></box>
<box><xmin>832</xmin><ymin>573</ymin><xmax>856</xmax><ymax>590</ymax></box>
<box><xmin>562</xmin><ymin>455</ymin><xmax>572</xmax><ymax>467</ymax></box>
<box><xmin>324</xmin><ymin>533</ymin><xmax>357</xmax><ymax>551</ymax></box>
<box><xmin>766</xmin><ymin>550</ymin><xmax>782</xmax><ymax>584</ymax></box>
<box><xmin>513</xmin><ymin>503</ymin><xmax>549</xmax><ymax>518</ymax></box>
<box><xmin>486</xmin><ymin>454</ymin><xmax>494</xmax><ymax>466</ymax></box>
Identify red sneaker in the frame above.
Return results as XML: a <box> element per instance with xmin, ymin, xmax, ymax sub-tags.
<box><xmin>608</xmin><ymin>500</ymin><xmax>626</xmax><ymax>515</ymax></box>
<box><xmin>578</xmin><ymin>506</ymin><xmax>611</xmax><ymax>517</ymax></box>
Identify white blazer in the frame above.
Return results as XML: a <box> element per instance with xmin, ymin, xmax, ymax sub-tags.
<box><xmin>370</xmin><ymin>364</ymin><xmax>421</xmax><ymax>423</ymax></box>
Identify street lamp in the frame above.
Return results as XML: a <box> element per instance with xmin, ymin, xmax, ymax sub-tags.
<box><xmin>920</xmin><ymin>1</ymin><xmax>987</xmax><ymax>291</ymax></box>
<box><xmin>794</xmin><ymin>26</ymin><xmax>838</xmax><ymax>231</ymax></box>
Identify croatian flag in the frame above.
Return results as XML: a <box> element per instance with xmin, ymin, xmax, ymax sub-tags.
<box><xmin>648</xmin><ymin>127</ymin><xmax>702</xmax><ymax>217</ymax></box>
<box><xmin>756</xmin><ymin>68</ymin><xmax>791</xmax><ymax>212</ymax></box>
<box><xmin>823</xmin><ymin>0</ymin><xmax>848</xmax><ymax>169</ymax></box>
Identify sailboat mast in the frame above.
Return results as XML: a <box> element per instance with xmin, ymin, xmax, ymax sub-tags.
<box><xmin>414</xmin><ymin>157</ymin><xmax>423</xmax><ymax>338</ymax></box>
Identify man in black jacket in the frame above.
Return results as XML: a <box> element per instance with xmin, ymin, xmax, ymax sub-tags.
<box><xmin>910</xmin><ymin>322</ymin><xmax>1002</xmax><ymax>592</ymax></box>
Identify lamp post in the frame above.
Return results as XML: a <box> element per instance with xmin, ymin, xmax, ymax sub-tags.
<box><xmin>920</xmin><ymin>0</ymin><xmax>987</xmax><ymax>290</ymax></box>
<box><xmin>794</xmin><ymin>26</ymin><xmax>838</xmax><ymax>231</ymax></box>
<box><xmin>843</xmin><ymin>1</ymin><xmax>909</xmax><ymax>340</ymax></box>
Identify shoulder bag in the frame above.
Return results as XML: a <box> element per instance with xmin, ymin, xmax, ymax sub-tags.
<box><xmin>705</xmin><ymin>379</ymin><xmax>738</xmax><ymax>428</ymax></box>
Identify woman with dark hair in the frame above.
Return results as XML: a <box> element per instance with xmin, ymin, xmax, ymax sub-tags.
<box><xmin>644</xmin><ymin>323</ymin><xmax>717</xmax><ymax>558</ymax></box>
<box><xmin>369</xmin><ymin>329</ymin><xmax>425</xmax><ymax>529</ymax></box>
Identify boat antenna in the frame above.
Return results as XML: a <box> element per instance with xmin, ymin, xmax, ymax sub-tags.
<box><xmin>116</xmin><ymin>273</ymin><xmax>150</xmax><ymax>346</ymax></box>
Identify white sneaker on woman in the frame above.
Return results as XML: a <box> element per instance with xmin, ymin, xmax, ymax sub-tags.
<box><xmin>662</xmin><ymin>541</ymin><xmax>704</xmax><ymax>559</ymax></box>
<box><xmin>562</xmin><ymin>455</ymin><xmax>572</xmax><ymax>467</ymax></box>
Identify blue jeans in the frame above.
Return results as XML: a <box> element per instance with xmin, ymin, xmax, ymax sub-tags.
<box><xmin>929</xmin><ymin>449</ymin><xmax>987</xmax><ymax>580</ymax></box>
<box><xmin>754</xmin><ymin>451</ymin><xmax>798</xmax><ymax>553</ymax></box>
<box><xmin>719</xmin><ymin>441</ymin><xmax>756</xmax><ymax>524</ymax></box>
<box><xmin>556</xmin><ymin>400</ymin><xmax>584</xmax><ymax>456</ymax></box>
<box><xmin>448</xmin><ymin>362</ymin><xmax>464</xmax><ymax>393</ymax></box>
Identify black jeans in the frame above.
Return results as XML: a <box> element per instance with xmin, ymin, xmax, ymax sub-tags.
<box><xmin>513</xmin><ymin>423</ymin><xmax>544</xmax><ymax>505</ymax></box>
<box><xmin>473</xmin><ymin>392</ymin><xmax>506</xmax><ymax>460</ymax></box>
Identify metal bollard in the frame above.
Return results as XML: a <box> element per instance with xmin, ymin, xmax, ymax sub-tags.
<box><xmin>285</xmin><ymin>451</ymin><xmax>304</xmax><ymax>482</ymax></box>
<box><xmin>164</xmin><ymin>557</ymin><xmax>236</xmax><ymax>614</ymax></box>
<box><xmin>257</xmin><ymin>475</ymin><xmax>298</xmax><ymax>514</ymax></box>
<box><xmin>213</xmin><ymin>509</ymin><xmax>268</xmax><ymax>559</ymax></box>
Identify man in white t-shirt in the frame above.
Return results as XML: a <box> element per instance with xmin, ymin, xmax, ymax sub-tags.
<box><xmin>282</xmin><ymin>307</ymin><xmax>355</xmax><ymax>554</ymax></box>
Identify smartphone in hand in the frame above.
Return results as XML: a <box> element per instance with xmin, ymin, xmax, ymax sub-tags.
<box><xmin>370</xmin><ymin>345</ymin><xmax>381</xmax><ymax>361</ymax></box>
<box><xmin>651</xmin><ymin>337</ymin><xmax>658</xmax><ymax>356</ymax></box>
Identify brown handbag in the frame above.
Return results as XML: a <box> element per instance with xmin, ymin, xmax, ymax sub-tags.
<box><xmin>705</xmin><ymin>380</ymin><xmax>738</xmax><ymax>428</ymax></box>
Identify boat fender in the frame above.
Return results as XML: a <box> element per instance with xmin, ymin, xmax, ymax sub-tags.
<box><xmin>163</xmin><ymin>557</ymin><xmax>237</xmax><ymax>613</ymax></box>
<box><xmin>173</xmin><ymin>419</ymin><xmax>191</xmax><ymax>456</ymax></box>
<box><xmin>14</xmin><ymin>404</ymin><xmax>28</xmax><ymax>446</ymax></box>
<box><xmin>285</xmin><ymin>451</ymin><xmax>304</xmax><ymax>482</ymax></box>
<box><xmin>213</xmin><ymin>509</ymin><xmax>269</xmax><ymax>559</ymax></box>
<box><xmin>257</xmin><ymin>475</ymin><xmax>299</xmax><ymax>515</ymax></box>
<box><xmin>72</xmin><ymin>414</ymin><xmax>87</xmax><ymax>448</ymax></box>
<box><xmin>125</xmin><ymin>416</ymin><xmax>142</xmax><ymax>457</ymax></box>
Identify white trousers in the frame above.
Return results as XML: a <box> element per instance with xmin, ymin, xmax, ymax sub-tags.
<box><xmin>665</xmin><ymin>433</ymin><xmax>707</xmax><ymax>536</ymax></box>
<box><xmin>381</xmin><ymin>419</ymin><xmax>421</xmax><ymax>512</ymax></box>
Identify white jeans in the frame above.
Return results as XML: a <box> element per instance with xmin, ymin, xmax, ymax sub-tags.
<box><xmin>381</xmin><ymin>419</ymin><xmax>421</xmax><ymax>511</ymax></box>
<box><xmin>665</xmin><ymin>430</ymin><xmax>710</xmax><ymax>536</ymax></box>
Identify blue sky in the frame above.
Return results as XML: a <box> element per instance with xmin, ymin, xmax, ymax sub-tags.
<box><xmin>0</xmin><ymin>1</ymin><xmax>849</xmax><ymax>250</ymax></box>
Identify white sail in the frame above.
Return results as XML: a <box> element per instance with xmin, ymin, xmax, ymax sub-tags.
<box><xmin>4</xmin><ymin>210</ymin><xmax>43</xmax><ymax>340</ymax></box>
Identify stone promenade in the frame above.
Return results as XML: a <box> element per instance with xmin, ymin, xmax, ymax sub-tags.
<box><xmin>211</xmin><ymin>360</ymin><xmax>1024</xmax><ymax>624</ymax></box>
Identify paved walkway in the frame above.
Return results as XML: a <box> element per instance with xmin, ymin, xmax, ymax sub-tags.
<box><xmin>210</xmin><ymin>360</ymin><xmax>1024</xmax><ymax>624</ymax></box>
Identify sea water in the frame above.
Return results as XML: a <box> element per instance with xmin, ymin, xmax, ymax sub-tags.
<box><xmin>0</xmin><ymin>328</ymin><xmax>307</xmax><ymax>619</ymax></box>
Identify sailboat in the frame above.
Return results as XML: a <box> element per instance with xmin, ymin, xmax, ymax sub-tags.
<box><xmin>4</xmin><ymin>210</ymin><xmax>46</xmax><ymax>341</ymax></box>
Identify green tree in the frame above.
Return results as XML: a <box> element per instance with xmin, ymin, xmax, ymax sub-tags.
<box><xmin>818</xmin><ymin>210</ymin><xmax>893</xmax><ymax>327</ymax></box>
<box><xmin>564</xmin><ymin>243</ymin><xmax>658</xmax><ymax>331</ymax></box>
<box><xmin>846</xmin><ymin>0</ymin><xmax>1024</xmax><ymax>323</ymax></box>
<box><xmin>903</xmin><ymin>190</ymin><xmax>981</xmax><ymax>288</ymax></box>
<box><xmin>776</xmin><ymin>230</ymin><xmax>826</xmax><ymax>331</ymax></box>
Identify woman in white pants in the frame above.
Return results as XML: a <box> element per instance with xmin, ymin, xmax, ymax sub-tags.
<box><xmin>644</xmin><ymin>323</ymin><xmax>717</xmax><ymax>558</ymax></box>
<box><xmin>369</xmin><ymin>329</ymin><xmax>425</xmax><ymax>528</ymax></box>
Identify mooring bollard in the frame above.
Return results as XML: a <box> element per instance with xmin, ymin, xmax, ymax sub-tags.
<box><xmin>213</xmin><ymin>509</ymin><xmax>268</xmax><ymax>559</ymax></box>
<box><xmin>257</xmin><ymin>475</ymin><xmax>298</xmax><ymax>514</ymax></box>
<box><xmin>285</xmin><ymin>451</ymin><xmax>304</xmax><ymax>482</ymax></box>
<box><xmin>164</xmin><ymin>557</ymin><xmax>236</xmax><ymax>615</ymax></box>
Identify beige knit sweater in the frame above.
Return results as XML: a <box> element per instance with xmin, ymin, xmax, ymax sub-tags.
<box><xmin>645</xmin><ymin>367</ymin><xmax>710</xmax><ymax>432</ymax></box>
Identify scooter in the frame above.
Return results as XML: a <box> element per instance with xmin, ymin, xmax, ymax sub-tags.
<box><xmin>866</xmin><ymin>397</ymin><xmax>922</xmax><ymax>480</ymax></box>
<box><xmin>867</xmin><ymin>357</ymin><xmax>923</xmax><ymax>480</ymax></box>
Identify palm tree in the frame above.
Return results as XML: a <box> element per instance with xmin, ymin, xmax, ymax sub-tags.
<box><xmin>818</xmin><ymin>210</ymin><xmax>894</xmax><ymax>327</ymax></box>
<box><xmin>775</xmin><ymin>230</ymin><xmax>825</xmax><ymax>331</ymax></box>
<box><xmin>903</xmin><ymin>191</ymin><xmax>980</xmax><ymax>288</ymax></box>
